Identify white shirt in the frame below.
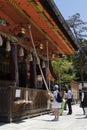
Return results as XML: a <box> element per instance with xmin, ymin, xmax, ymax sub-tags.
<box><xmin>52</xmin><ymin>90</ymin><xmax>61</xmax><ymax>109</ymax></box>
<box><xmin>67</xmin><ymin>90</ymin><xmax>72</xmax><ymax>99</ymax></box>
<box><xmin>53</xmin><ymin>90</ymin><xmax>58</xmax><ymax>102</ymax></box>
<box><xmin>81</xmin><ymin>92</ymin><xmax>84</xmax><ymax>102</ymax></box>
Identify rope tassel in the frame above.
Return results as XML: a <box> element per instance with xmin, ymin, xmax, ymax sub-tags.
<box><xmin>28</xmin><ymin>25</ymin><xmax>51</xmax><ymax>94</ymax></box>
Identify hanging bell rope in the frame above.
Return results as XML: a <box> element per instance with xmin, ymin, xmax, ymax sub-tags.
<box><xmin>46</xmin><ymin>41</ymin><xmax>50</xmax><ymax>90</ymax></box>
<box><xmin>28</xmin><ymin>25</ymin><xmax>51</xmax><ymax>95</ymax></box>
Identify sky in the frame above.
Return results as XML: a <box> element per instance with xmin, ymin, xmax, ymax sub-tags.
<box><xmin>54</xmin><ymin>0</ymin><xmax>87</xmax><ymax>22</ymax></box>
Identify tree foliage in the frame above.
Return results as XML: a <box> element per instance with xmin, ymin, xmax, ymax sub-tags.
<box><xmin>51</xmin><ymin>13</ymin><xmax>87</xmax><ymax>88</ymax></box>
<box><xmin>66</xmin><ymin>13</ymin><xmax>87</xmax><ymax>82</ymax></box>
<box><xmin>69</xmin><ymin>41</ymin><xmax>87</xmax><ymax>83</ymax></box>
<box><xmin>66</xmin><ymin>13</ymin><xmax>87</xmax><ymax>40</ymax></box>
<box><xmin>51</xmin><ymin>55</ymin><xmax>77</xmax><ymax>87</ymax></box>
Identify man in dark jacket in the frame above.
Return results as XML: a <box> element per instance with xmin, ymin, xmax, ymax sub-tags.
<box><xmin>82</xmin><ymin>87</ymin><xmax>87</xmax><ymax>118</ymax></box>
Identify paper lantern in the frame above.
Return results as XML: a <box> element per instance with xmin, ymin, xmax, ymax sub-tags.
<box><xmin>19</xmin><ymin>47</ymin><xmax>24</xmax><ymax>56</ymax></box>
<box><xmin>25</xmin><ymin>53</ymin><xmax>33</xmax><ymax>63</ymax></box>
<box><xmin>39</xmin><ymin>43</ymin><xmax>43</xmax><ymax>50</ymax></box>
<box><xmin>6</xmin><ymin>41</ymin><xmax>11</xmax><ymax>52</ymax></box>
<box><xmin>0</xmin><ymin>35</ymin><xmax>3</xmax><ymax>46</ymax></box>
<box><xmin>42</xmin><ymin>61</ymin><xmax>46</xmax><ymax>68</ymax></box>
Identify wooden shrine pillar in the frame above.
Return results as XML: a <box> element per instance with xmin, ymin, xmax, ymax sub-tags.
<box><xmin>30</xmin><ymin>55</ymin><xmax>37</xmax><ymax>88</ymax></box>
<box><xmin>10</xmin><ymin>43</ymin><xmax>19</xmax><ymax>86</ymax></box>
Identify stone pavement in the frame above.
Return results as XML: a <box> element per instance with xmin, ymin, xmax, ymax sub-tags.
<box><xmin>0</xmin><ymin>104</ymin><xmax>87</xmax><ymax>130</ymax></box>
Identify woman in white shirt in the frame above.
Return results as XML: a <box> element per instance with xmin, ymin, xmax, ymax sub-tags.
<box><xmin>52</xmin><ymin>85</ymin><xmax>61</xmax><ymax>121</ymax></box>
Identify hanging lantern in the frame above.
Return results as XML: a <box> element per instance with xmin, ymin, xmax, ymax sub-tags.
<box><xmin>6</xmin><ymin>41</ymin><xmax>11</xmax><ymax>52</ymax></box>
<box><xmin>39</xmin><ymin>43</ymin><xmax>43</xmax><ymax>50</ymax></box>
<box><xmin>28</xmin><ymin>53</ymin><xmax>33</xmax><ymax>61</ymax></box>
<box><xmin>25</xmin><ymin>53</ymin><xmax>33</xmax><ymax>63</ymax></box>
<box><xmin>19</xmin><ymin>47</ymin><xmax>24</xmax><ymax>56</ymax></box>
<box><xmin>21</xmin><ymin>27</ymin><xmax>26</xmax><ymax>34</ymax></box>
<box><xmin>52</xmin><ymin>53</ymin><xmax>55</xmax><ymax>59</ymax></box>
<box><xmin>42</xmin><ymin>61</ymin><xmax>46</xmax><ymax>68</ymax></box>
<box><xmin>0</xmin><ymin>35</ymin><xmax>3</xmax><ymax>46</ymax></box>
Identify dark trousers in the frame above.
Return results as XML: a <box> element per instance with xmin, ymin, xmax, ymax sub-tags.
<box><xmin>67</xmin><ymin>99</ymin><xmax>72</xmax><ymax>114</ymax></box>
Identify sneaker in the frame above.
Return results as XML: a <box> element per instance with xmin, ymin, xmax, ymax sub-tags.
<box><xmin>67</xmin><ymin>113</ymin><xmax>72</xmax><ymax>115</ymax></box>
<box><xmin>84</xmin><ymin>116</ymin><xmax>87</xmax><ymax>118</ymax></box>
<box><xmin>51</xmin><ymin>118</ymin><xmax>56</xmax><ymax>121</ymax></box>
<box><xmin>52</xmin><ymin>118</ymin><xmax>59</xmax><ymax>121</ymax></box>
<box><xmin>56</xmin><ymin>118</ymin><xmax>59</xmax><ymax>121</ymax></box>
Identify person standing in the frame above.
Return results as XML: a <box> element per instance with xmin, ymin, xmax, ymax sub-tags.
<box><xmin>79</xmin><ymin>89</ymin><xmax>85</xmax><ymax>115</ymax></box>
<box><xmin>52</xmin><ymin>84</ymin><xmax>62</xmax><ymax>121</ymax></box>
<box><xmin>60</xmin><ymin>90</ymin><xmax>67</xmax><ymax>115</ymax></box>
<box><xmin>81</xmin><ymin>87</ymin><xmax>87</xmax><ymax>118</ymax></box>
<box><xmin>64</xmin><ymin>90</ymin><xmax>68</xmax><ymax>110</ymax></box>
<box><xmin>67</xmin><ymin>86</ymin><xmax>73</xmax><ymax>115</ymax></box>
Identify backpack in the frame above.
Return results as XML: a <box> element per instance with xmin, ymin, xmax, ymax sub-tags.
<box><xmin>56</xmin><ymin>92</ymin><xmax>63</xmax><ymax>103</ymax></box>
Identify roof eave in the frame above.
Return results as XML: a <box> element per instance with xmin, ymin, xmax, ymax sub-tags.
<box><xmin>39</xmin><ymin>0</ymin><xmax>80</xmax><ymax>51</ymax></box>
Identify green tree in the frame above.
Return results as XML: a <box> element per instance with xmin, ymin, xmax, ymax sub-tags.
<box><xmin>70</xmin><ymin>41</ymin><xmax>87</xmax><ymax>86</ymax></box>
<box><xmin>66</xmin><ymin>13</ymin><xmax>87</xmax><ymax>86</ymax></box>
<box><xmin>66</xmin><ymin>13</ymin><xmax>87</xmax><ymax>40</ymax></box>
<box><xmin>51</xmin><ymin>55</ymin><xmax>76</xmax><ymax>88</ymax></box>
